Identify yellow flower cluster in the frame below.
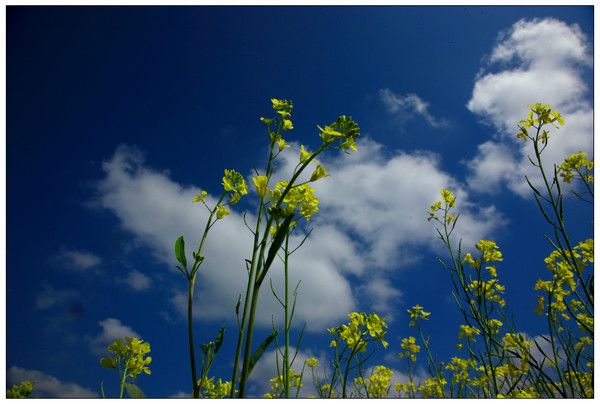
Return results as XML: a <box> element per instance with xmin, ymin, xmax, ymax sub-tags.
<box><xmin>407</xmin><ymin>304</ymin><xmax>431</xmax><ymax>327</ymax></box>
<box><xmin>487</xmin><ymin>318</ymin><xmax>503</xmax><ymax>334</ymax></box>
<box><xmin>200</xmin><ymin>377</ymin><xmax>233</xmax><ymax>398</ymax></box>
<box><xmin>222</xmin><ymin>168</ymin><xmax>248</xmax><ymax>205</ymax></box>
<box><xmin>329</xmin><ymin>312</ymin><xmax>389</xmax><ymax>351</ymax></box>
<box><xmin>6</xmin><ymin>381</ymin><xmax>33</xmax><ymax>398</ymax></box>
<box><xmin>535</xmin><ymin>239</ymin><xmax>593</xmax><ymax>324</ymax></box>
<box><xmin>354</xmin><ymin>366</ymin><xmax>394</xmax><ymax>398</ymax></box>
<box><xmin>394</xmin><ymin>380</ymin><xmax>417</xmax><ymax>397</ymax></box>
<box><xmin>476</xmin><ymin>240</ymin><xmax>503</xmax><ymax>262</ymax></box>
<box><xmin>445</xmin><ymin>357</ymin><xmax>477</xmax><ymax>384</ymax></box>
<box><xmin>305</xmin><ymin>357</ymin><xmax>319</xmax><ymax>368</ymax></box>
<box><xmin>270</xmin><ymin>180</ymin><xmax>320</xmax><ymax>220</ymax></box>
<box><xmin>516</xmin><ymin>103</ymin><xmax>564</xmax><ymax>142</ymax></box>
<box><xmin>467</xmin><ymin>280</ymin><xmax>506</xmax><ymax>307</ymax></box>
<box><xmin>458</xmin><ymin>324</ymin><xmax>481</xmax><ymax>342</ymax></box>
<box><xmin>558</xmin><ymin>152</ymin><xmax>594</xmax><ymax>183</ymax></box>
<box><xmin>419</xmin><ymin>377</ymin><xmax>447</xmax><ymax>398</ymax></box>
<box><xmin>100</xmin><ymin>337</ymin><xmax>152</xmax><ymax>378</ymax></box>
<box><xmin>263</xmin><ymin>369</ymin><xmax>302</xmax><ymax>399</ymax></box>
<box><xmin>399</xmin><ymin>336</ymin><xmax>420</xmax><ymax>362</ymax></box>
<box><xmin>192</xmin><ymin>190</ymin><xmax>208</xmax><ymax>204</ymax></box>
<box><xmin>502</xmin><ymin>333</ymin><xmax>532</xmax><ymax>372</ymax></box>
<box><xmin>427</xmin><ymin>189</ymin><xmax>456</xmax><ymax>223</ymax></box>
<box><xmin>317</xmin><ymin>115</ymin><xmax>360</xmax><ymax>152</ymax></box>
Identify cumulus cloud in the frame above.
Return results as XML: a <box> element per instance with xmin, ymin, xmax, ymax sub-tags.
<box><xmin>90</xmin><ymin>318</ymin><xmax>140</xmax><ymax>354</ymax></box>
<box><xmin>96</xmin><ymin>140</ymin><xmax>502</xmax><ymax>330</ymax></box>
<box><xmin>124</xmin><ymin>270</ymin><xmax>151</xmax><ymax>291</ymax></box>
<box><xmin>97</xmin><ymin>145</ymin><xmax>355</xmax><ymax>330</ymax></box>
<box><xmin>466</xmin><ymin>18</ymin><xmax>593</xmax><ymax>196</ymax></box>
<box><xmin>7</xmin><ymin>367</ymin><xmax>97</xmax><ymax>398</ymax></box>
<box><xmin>53</xmin><ymin>248</ymin><xmax>102</xmax><ymax>271</ymax></box>
<box><xmin>380</xmin><ymin>88</ymin><xmax>448</xmax><ymax>128</ymax></box>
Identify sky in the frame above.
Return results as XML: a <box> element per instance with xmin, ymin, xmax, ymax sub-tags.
<box><xmin>5</xmin><ymin>5</ymin><xmax>594</xmax><ymax>398</ymax></box>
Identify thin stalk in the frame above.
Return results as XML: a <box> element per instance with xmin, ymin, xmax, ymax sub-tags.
<box><xmin>283</xmin><ymin>233</ymin><xmax>291</xmax><ymax>398</ymax></box>
<box><xmin>238</xmin><ymin>145</ymin><xmax>326</xmax><ymax>396</ymax></box>
<box><xmin>118</xmin><ymin>366</ymin><xmax>128</xmax><ymax>399</ymax></box>
<box><xmin>188</xmin><ymin>193</ymin><xmax>224</xmax><ymax>398</ymax></box>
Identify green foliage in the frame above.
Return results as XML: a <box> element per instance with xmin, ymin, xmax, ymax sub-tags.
<box><xmin>6</xmin><ymin>381</ymin><xmax>34</xmax><ymax>398</ymax></box>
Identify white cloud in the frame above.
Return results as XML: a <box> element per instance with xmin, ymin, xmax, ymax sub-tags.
<box><xmin>96</xmin><ymin>140</ymin><xmax>502</xmax><ymax>331</ymax></box>
<box><xmin>380</xmin><ymin>88</ymin><xmax>448</xmax><ymax>128</ymax></box>
<box><xmin>124</xmin><ymin>270</ymin><xmax>151</xmax><ymax>291</ymax></box>
<box><xmin>7</xmin><ymin>366</ymin><xmax>97</xmax><ymax>398</ymax></box>
<box><xmin>54</xmin><ymin>248</ymin><xmax>102</xmax><ymax>271</ymax></box>
<box><xmin>169</xmin><ymin>390</ymin><xmax>192</xmax><ymax>398</ymax></box>
<box><xmin>35</xmin><ymin>284</ymin><xmax>80</xmax><ymax>310</ymax></box>
<box><xmin>466</xmin><ymin>18</ymin><xmax>593</xmax><ymax>196</ymax></box>
<box><xmin>91</xmin><ymin>318</ymin><xmax>140</xmax><ymax>355</ymax></box>
<box><xmin>98</xmin><ymin>145</ymin><xmax>355</xmax><ymax>330</ymax></box>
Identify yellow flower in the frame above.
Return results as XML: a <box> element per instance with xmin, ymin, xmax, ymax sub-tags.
<box><xmin>407</xmin><ymin>304</ymin><xmax>431</xmax><ymax>326</ymax></box>
<box><xmin>306</xmin><ymin>357</ymin><xmax>319</xmax><ymax>368</ymax></box>
<box><xmin>252</xmin><ymin>175</ymin><xmax>268</xmax><ymax>198</ymax></box>
<box><xmin>299</xmin><ymin>145</ymin><xmax>311</xmax><ymax>164</ymax></box>
<box><xmin>283</xmin><ymin>119</ymin><xmax>293</xmax><ymax>131</ymax></box>
<box><xmin>193</xmin><ymin>190</ymin><xmax>208</xmax><ymax>203</ymax></box>
<box><xmin>277</xmin><ymin>137</ymin><xmax>289</xmax><ymax>152</ymax></box>
<box><xmin>458</xmin><ymin>324</ymin><xmax>480</xmax><ymax>341</ymax></box>
<box><xmin>440</xmin><ymin>189</ymin><xmax>455</xmax><ymax>207</ymax></box>
<box><xmin>463</xmin><ymin>252</ymin><xmax>477</xmax><ymax>268</ymax></box>
<box><xmin>222</xmin><ymin>169</ymin><xmax>248</xmax><ymax>195</ymax></box>
<box><xmin>216</xmin><ymin>205</ymin><xmax>230</xmax><ymax>219</ymax></box>
<box><xmin>310</xmin><ymin>164</ymin><xmax>329</xmax><ymax>182</ymax></box>
<box><xmin>476</xmin><ymin>240</ymin><xmax>503</xmax><ymax>262</ymax></box>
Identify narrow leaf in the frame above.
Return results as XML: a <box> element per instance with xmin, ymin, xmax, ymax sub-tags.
<box><xmin>248</xmin><ymin>330</ymin><xmax>278</xmax><ymax>376</ymax></box>
<box><xmin>124</xmin><ymin>383</ymin><xmax>145</xmax><ymax>398</ymax></box>
<box><xmin>214</xmin><ymin>326</ymin><xmax>225</xmax><ymax>354</ymax></box>
<box><xmin>264</xmin><ymin>215</ymin><xmax>294</xmax><ymax>272</ymax></box>
<box><xmin>174</xmin><ymin>236</ymin><xmax>187</xmax><ymax>268</ymax></box>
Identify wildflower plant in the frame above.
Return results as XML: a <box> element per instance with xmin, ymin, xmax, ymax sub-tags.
<box><xmin>229</xmin><ymin>99</ymin><xmax>360</xmax><ymax>397</ymax></box>
<box><xmin>412</xmin><ymin>103</ymin><xmax>593</xmax><ymax>398</ymax></box>
<box><xmin>174</xmin><ymin>167</ymin><xmax>246</xmax><ymax>398</ymax></box>
<box><xmin>99</xmin><ymin>337</ymin><xmax>152</xmax><ymax>398</ymax></box>
<box><xmin>320</xmin><ymin>312</ymin><xmax>389</xmax><ymax>398</ymax></box>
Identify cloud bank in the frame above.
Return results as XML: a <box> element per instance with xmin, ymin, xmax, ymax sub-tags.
<box><xmin>96</xmin><ymin>137</ymin><xmax>502</xmax><ymax>329</ymax></box>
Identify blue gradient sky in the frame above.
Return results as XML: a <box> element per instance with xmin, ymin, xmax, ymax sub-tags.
<box><xmin>6</xmin><ymin>6</ymin><xmax>593</xmax><ymax>398</ymax></box>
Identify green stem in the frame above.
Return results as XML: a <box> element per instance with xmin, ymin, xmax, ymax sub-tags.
<box><xmin>119</xmin><ymin>366</ymin><xmax>128</xmax><ymax>399</ymax></box>
<box><xmin>188</xmin><ymin>193</ymin><xmax>224</xmax><ymax>398</ymax></box>
<box><xmin>283</xmin><ymin>233</ymin><xmax>291</xmax><ymax>398</ymax></box>
<box><xmin>238</xmin><ymin>145</ymin><xmax>326</xmax><ymax>396</ymax></box>
<box><xmin>231</xmin><ymin>142</ymin><xmax>275</xmax><ymax>397</ymax></box>
<box><xmin>188</xmin><ymin>276</ymin><xmax>199</xmax><ymax>398</ymax></box>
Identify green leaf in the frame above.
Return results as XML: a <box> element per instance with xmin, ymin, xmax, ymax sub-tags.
<box><xmin>248</xmin><ymin>330</ymin><xmax>278</xmax><ymax>376</ymax></box>
<box><xmin>124</xmin><ymin>383</ymin><xmax>145</xmax><ymax>398</ymax></box>
<box><xmin>99</xmin><ymin>357</ymin><xmax>115</xmax><ymax>369</ymax></box>
<box><xmin>214</xmin><ymin>326</ymin><xmax>225</xmax><ymax>354</ymax></box>
<box><xmin>264</xmin><ymin>215</ymin><xmax>293</xmax><ymax>272</ymax></box>
<box><xmin>174</xmin><ymin>236</ymin><xmax>187</xmax><ymax>268</ymax></box>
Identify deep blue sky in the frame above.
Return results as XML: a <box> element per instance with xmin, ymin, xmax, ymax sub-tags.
<box><xmin>6</xmin><ymin>6</ymin><xmax>593</xmax><ymax>398</ymax></box>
